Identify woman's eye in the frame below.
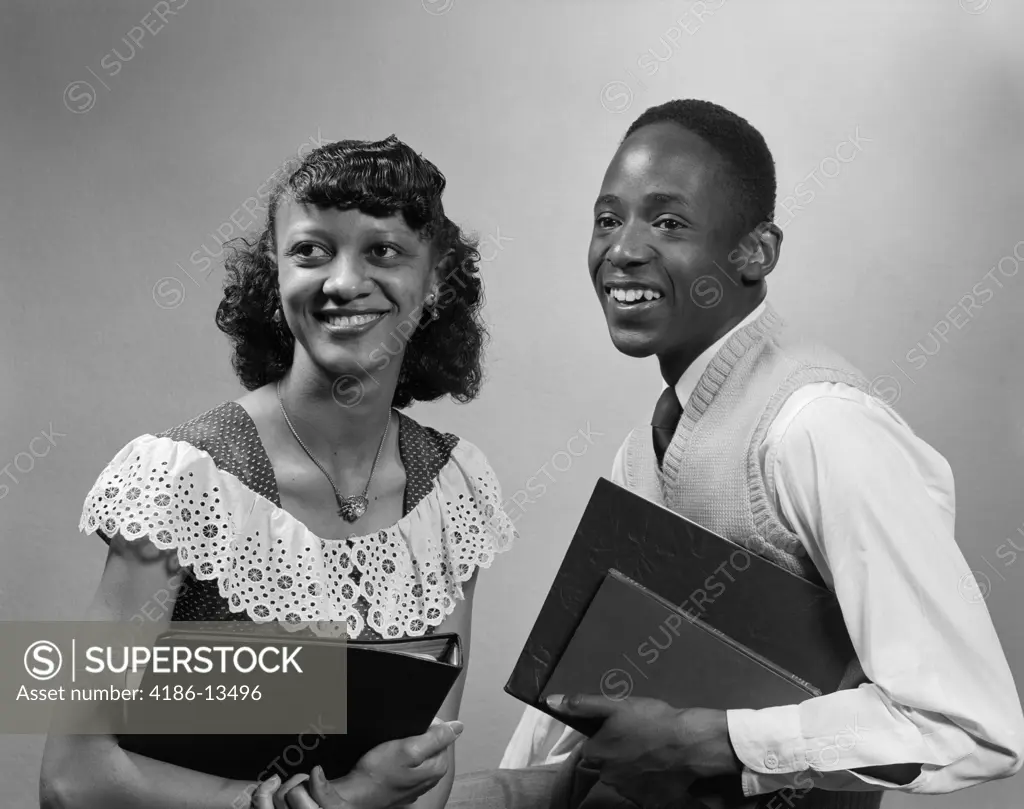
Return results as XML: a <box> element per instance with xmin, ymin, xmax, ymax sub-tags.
<box><xmin>369</xmin><ymin>244</ymin><xmax>400</xmax><ymax>260</ymax></box>
<box><xmin>290</xmin><ymin>243</ymin><xmax>330</xmax><ymax>260</ymax></box>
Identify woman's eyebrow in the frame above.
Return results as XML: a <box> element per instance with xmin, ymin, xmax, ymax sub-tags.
<box><xmin>282</xmin><ymin>223</ymin><xmax>332</xmax><ymax>240</ymax></box>
<box><xmin>363</xmin><ymin>226</ymin><xmax>413</xmax><ymax>238</ymax></box>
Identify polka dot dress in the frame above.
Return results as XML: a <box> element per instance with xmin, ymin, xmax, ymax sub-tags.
<box><xmin>152</xmin><ymin>402</ymin><xmax>459</xmax><ymax>641</ymax></box>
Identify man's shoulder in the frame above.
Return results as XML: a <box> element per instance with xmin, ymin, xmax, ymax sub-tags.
<box><xmin>748</xmin><ymin>313</ymin><xmax>908</xmax><ymax>435</ymax></box>
<box><xmin>765</xmin><ymin>317</ymin><xmax>867</xmax><ymax>379</ymax></box>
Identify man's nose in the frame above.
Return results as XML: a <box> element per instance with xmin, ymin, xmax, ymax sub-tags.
<box><xmin>606</xmin><ymin>222</ymin><xmax>653</xmax><ymax>268</ymax></box>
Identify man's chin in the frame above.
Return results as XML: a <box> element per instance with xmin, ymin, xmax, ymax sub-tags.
<box><xmin>608</xmin><ymin>329</ymin><xmax>658</xmax><ymax>359</ymax></box>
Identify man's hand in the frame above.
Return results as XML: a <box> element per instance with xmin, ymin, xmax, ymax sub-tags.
<box><xmin>548</xmin><ymin>694</ymin><xmax>743</xmax><ymax>803</ymax></box>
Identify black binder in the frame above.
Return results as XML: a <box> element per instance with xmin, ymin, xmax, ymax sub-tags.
<box><xmin>117</xmin><ymin>627</ymin><xmax>462</xmax><ymax>781</ymax></box>
<box><xmin>505</xmin><ymin>478</ymin><xmax>856</xmax><ymax>729</ymax></box>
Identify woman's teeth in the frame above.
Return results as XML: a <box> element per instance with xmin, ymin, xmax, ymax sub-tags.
<box><xmin>610</xmin><ymin>288</ymin><xmax>663</xmax><ymax>303</ymax></box>
<box><xmin>323</xmin><ymin>313</ymin><xmax>383</xmax><ymax>327</ymax></box>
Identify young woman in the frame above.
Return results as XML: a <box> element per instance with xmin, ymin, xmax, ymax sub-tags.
<box><xmin>40</xmin><ymin>136</ymin><xmax>516</xmax><ymax>809</ymax></box>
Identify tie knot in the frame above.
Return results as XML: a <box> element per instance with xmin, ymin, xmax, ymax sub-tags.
<box><xmin>651</xmin><ymin>385</ymin><xmax>683</xmax><ymax>430</ymax></box>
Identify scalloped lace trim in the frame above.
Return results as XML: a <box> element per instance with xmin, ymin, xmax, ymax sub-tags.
<box><xmin>79</xmin><ymin>435</ymin><xmax>517</xmax><ymax>638</ymax></box>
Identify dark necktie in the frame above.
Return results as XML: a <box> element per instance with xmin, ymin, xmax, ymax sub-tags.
<box><xmin>651</xmin><ymin>385</ymin><xmax>683</xmax><ymax>467</ymax></box>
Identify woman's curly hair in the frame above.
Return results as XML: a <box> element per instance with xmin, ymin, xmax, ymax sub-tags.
<box><xmin>215</xmin><ymin>136</ymin><xmax>487</xmax><ymax>409</ymax></box>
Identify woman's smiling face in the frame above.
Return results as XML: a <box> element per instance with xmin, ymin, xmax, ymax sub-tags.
<box><xmin>274</xmin><ymin>198</ymin><xmax>439</xmax><ymax>380</ymax></box>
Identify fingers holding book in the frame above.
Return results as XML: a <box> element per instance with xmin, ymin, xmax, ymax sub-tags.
<box><xmin>548</xmin><ymin>695</ymin><xmax>741</xmax><ymax>780</ymax></box>
<box><xmin>352</xmin><ymin>723</ymin><xmax>459</xmax><ymax>805</ymax></box>
<box><xmin>251</xmin><ymin>773</ymin><xmax>317</xmax><ymax>808</ymax></box>
<box><xmin>250</xmin><ymin>719</ymin><xmax>464</xmax><ymax>809</ymax></box>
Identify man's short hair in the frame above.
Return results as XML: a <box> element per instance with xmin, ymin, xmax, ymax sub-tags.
<box><xmin>624</xmin><ymin>99</ymin><xmax>776</xmax><ymax>240</ymax></box>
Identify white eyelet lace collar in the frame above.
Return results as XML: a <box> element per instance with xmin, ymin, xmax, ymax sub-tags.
<box><xmin>80</xmin><ymin>433</ymin><xmax>517</xmax><ymax>638</ymax></box>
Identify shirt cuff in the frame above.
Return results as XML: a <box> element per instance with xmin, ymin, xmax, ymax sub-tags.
<box><xmin>727</xmin><ymin>705</ymin><xmax>807</xmax><ymax>776</ymax></box>
<box><xmin>739</xmin><ymin>766</ymin><xmax>891</xmax><ymax>797</ymax></box>
<box><xmin>739</xmin><ymin>768</ymin><xmax>798</xmax><ymax>797</ymax></box>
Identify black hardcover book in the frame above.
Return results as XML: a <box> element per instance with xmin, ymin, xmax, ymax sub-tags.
<box><xmin>541</xmin><ymin>570</ymin><xmax>821</xmax><ymax>739</ymax></box>
<box><xmin>505</xmin><ymin>478</ymin><xmax>855</xmax><ymax>727</ymax></box>
<box><xmin>117</xmin><ymin>628</ymin><xmax>462</xmax><ymax>781</ymax></box>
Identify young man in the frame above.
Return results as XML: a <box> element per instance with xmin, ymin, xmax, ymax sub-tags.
<box><xmin>494</xmin><ymin>100</ymin><xmax>1024</xmax><ymax>807</ymax></box>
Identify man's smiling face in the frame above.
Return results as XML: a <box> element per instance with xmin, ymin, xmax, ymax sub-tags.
<box><xmin>588</xmin><ymin>122</ymin><xmax>747</xmax><ymax>368</ymax></box>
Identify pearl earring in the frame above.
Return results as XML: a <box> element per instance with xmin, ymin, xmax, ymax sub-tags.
<box><xmin>425</xmin><ymin>290</ymin><xmax>440</xmax><ymax>321</ymax></box>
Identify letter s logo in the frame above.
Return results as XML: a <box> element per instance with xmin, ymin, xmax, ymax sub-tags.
<box><xmin>24</xmin><ymin>641</ymin><xmax>63</xmax><ymax>681</ymax></box>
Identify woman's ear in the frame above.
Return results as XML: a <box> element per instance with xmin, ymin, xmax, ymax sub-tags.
<box><xmin>431</xmin><ymin>248</ymin><xmax>457</xmax><ymax>289</ymax></box>
<box><xmin>261</xmin><ymin>233</ymin><xmax>279</xmax><ymax>271</ymax></box>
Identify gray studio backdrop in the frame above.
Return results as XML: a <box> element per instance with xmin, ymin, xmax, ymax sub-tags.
<box><xmin>2</xmin><ymin>1</ymin><xmax>1023</xmax><ymax>808</ymax></box>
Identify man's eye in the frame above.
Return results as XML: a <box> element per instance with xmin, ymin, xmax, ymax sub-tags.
<box><xmin>654</xmin><ymin>218</ymin><xmax>686</xmax><ymax>231</ymax></box>
<box><xmin>595</xmin><ymin>216</ymin><xmax>620</xmax><ymax>229</ymax></box>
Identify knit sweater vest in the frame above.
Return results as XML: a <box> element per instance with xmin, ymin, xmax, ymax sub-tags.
<box><xmin>623</xmin><ymin>303</ymin><xmax>886</xmax><ymax>809</ymax></box>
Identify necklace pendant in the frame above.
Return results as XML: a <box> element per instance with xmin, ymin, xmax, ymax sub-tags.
<box><xmin>337</xmin><ymin>495</ymin><xmax>368</xmax><ymax>523</ymax></box>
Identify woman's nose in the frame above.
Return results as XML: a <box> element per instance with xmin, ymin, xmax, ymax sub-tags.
<box><xmin>322</xmin><ymin>252</ymin><xmax>369</xmax><ymax>298</ymax></box>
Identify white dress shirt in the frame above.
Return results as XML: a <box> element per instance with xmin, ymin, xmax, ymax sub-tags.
<box><xmin>501</xmin><ymin>301</ymin><xmax>1024</xmax><ymax>796</ymax></box>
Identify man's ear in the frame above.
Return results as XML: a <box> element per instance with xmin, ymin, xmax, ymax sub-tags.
<box><xmin>729</xmin><ymin>221</ymin><xmax>783</xmax><ymax>283</ymax></box>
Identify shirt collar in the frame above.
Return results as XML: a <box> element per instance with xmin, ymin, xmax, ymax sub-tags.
<box><xmin>672</xmin><ymin>299</ymin><xmax>767</xmax><ymax>406</ymax></box>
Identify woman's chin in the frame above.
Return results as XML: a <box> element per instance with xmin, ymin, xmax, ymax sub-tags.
<box><xmin>311</xmin><ymin>345</ymin><xmax>401</xmax><ymax>386</ymax></box>
<box><xmin>308</xmin><ymin>345</ymin><xmax>363</xmax><ymax>374</ymax></box>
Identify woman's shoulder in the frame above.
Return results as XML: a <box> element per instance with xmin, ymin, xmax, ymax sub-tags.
<box><xmin>396</xmin><ymin>411</ymin><xmax>503</xmax><ymax>497</ymax></box>
<box><xmin>79</xmin><ymin>402</ymin><xmax>278</xmax><ymax>538</ymax></box>
<box><xmin>93</xmin><ymin>401</ymin><xmax>274</xmax><ymax>492</ymax></box>
<box><xmin>156</xmin><ymin>401</ymin><xmax>259</xmax><ymax>456</ymax></box>
<box><xmin>396</xmin><ymin>410</ymin><xmax>515</xmax><ymax>543</ymax></box>
<box><xmin>162</xmin><ymin>400</ymin><xmax>278</xmax><ymax>499</ymax></box>
<box><xmin>396</xmin><ymin>410</ymin><xmax>460</xmax><ymax>475</ymax></box>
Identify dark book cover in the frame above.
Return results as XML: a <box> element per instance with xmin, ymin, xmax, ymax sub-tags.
<box><xmin>541</xmin><ymin>570</ymin><xmax>820</xmax><ymax>739</ymax></box>
<box><xmin>505</xmin><ymin>478</ymin><xmax>855</xmax><ymax>720</ymax></box>
<box><xmin>117</xmin><ymin>629</ymin><xmax>462</xmax><ymax>780</ymax></box>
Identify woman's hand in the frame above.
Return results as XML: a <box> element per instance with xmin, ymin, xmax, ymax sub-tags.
<box><xmin>328</xmin><ymin>718</ymin><xmax>463</xmax><ymax>808</ymax></box>
<box><xmin>250</xmin><ymin>719</ymin><xmax>463</xmax><ymax>809</ymax></box>
<box><xmin>251</xmin><ymin>773</ymin><xmax>318</xmax><ymax>808</ymax></box>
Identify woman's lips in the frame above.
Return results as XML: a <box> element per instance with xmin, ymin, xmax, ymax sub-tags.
<box><xmin>316</xmin><ymin>311</ymin><xmax>387</xmax><ymax>336</ymax></box>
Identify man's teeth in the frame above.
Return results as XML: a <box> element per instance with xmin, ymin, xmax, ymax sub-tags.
<box><xmin>324</xmin><ymin>313</ymin><xmax>382</xmax><ymax>327</ymax></box>
<box><xmin>610</xmin><ymin>288</ymin><xmax>663</xmax><ymax>303</ymax></box>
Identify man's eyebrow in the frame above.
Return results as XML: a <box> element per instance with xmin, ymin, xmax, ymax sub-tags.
<box><xmin>593</xmin><ymin>192</ymin><xmax>692</xmax><ymax>209</ymax></box>
<box><xmin>648</xmin><ymin>192</ymin><xmax>691</xmax><ymax>208</ymax></box>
